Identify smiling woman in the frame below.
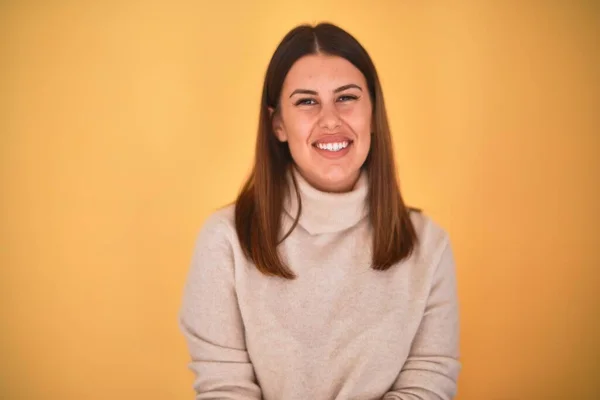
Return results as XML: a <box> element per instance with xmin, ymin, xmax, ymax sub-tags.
<box><xmin>178</xmin><ymin>22</ymin><xmax>460</xmax><ymax>400</ymax></box>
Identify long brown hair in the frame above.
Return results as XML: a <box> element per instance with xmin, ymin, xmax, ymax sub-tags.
<box><xmin>235</xmin><ymin>22</ymin><xmax>418</xmax><ymax>279</ymax></box>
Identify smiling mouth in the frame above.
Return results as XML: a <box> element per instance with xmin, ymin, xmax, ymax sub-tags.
<box><xmin>313</xmin><ymin>140</ymin><xmax>353</xmax><ymax>152</ymax></box>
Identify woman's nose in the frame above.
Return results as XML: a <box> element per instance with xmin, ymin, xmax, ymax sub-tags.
<box><xmin>318</xmin><ymin>103</ymin><xmax>342</xmax><ymax>131</ymax></box>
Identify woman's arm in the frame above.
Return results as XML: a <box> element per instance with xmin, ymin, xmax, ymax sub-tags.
<box><xmin>383</xmin><ymin>237</ymin><xmax>461</xmax><ymax>400</ymax></box>
<box><xmin>178</xmin><ymin>213</ymin><xmax>262</xmax><ymax>400</ymax></box>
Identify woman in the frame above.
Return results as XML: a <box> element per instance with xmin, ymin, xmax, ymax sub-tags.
<box><xmin>179</xmin><ymin>22</ymin><xmax>460</xmax><ymax>400</ymax></box>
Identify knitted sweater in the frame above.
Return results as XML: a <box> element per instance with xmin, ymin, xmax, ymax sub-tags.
<box><xmin>179</xmin><ymin>169</ymin><xmax>460</xmax><ymax>399</ymax></box>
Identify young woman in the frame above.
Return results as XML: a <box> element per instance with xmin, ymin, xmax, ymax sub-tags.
<box><xmin>179</xmin><ymin>22</ymin><xmax>460</xmax><ymax>400</ymax></box>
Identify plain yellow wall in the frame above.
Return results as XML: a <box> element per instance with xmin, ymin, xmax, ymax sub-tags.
<box><xmin>1</xmin><ymin>1</ymin><xmax>598</xmax><ymax>399</ymax></box>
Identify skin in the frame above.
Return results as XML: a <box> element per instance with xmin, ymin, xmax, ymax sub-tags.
<box><xmin>271</xmin><ymin>54</ymin><xmax>373</xmax><ymax>193</ymax></box>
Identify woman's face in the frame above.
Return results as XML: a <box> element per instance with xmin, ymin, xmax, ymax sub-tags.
<box><xmin>272</xmin><ymin>54</ymin><xmax>372</xmax><ymax>193</ymax></box>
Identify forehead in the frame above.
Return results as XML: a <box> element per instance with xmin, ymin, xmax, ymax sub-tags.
<box><xmin>282</xmin><ymin>54</ymin><xmax>367</xmax><ymax>92</ymax></box>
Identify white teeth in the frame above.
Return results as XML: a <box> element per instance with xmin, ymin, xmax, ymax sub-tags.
<box><xmin>316</xmin><ymin>141</ymin><xmax>349</xmax><ymax>151</ymax></box>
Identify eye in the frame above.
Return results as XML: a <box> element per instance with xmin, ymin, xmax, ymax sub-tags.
<box><xmin>295</xmin><ymin>98</ymin><xmax>318</xmax><ymax>106</ymax></box>
<box><xmin>337</xmin><ymin>94</ymin><xmax>359</xmax><ymax>102</ymax></box>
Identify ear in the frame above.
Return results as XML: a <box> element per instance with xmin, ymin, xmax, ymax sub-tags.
<box><xmin>269</xmin><ymin>107</ymin><xmax>287</xmax><ymax>142</ymax></box>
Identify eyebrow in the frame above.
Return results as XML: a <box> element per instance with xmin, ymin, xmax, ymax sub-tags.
<box><xmin>289</xmin><ymin>83</ymin><xmax>363</xmax><ymax>98</ymax></box>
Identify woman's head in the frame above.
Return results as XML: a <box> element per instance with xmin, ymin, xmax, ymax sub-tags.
<box><xmin>236</xmin><ymin>22</ymin><xmax>417</xmax><ymax>278</ymax></box>
<box><xmin>264</xmin><ymin>23</ymin><xmax>381</xmax><ymax>192</ymax></box>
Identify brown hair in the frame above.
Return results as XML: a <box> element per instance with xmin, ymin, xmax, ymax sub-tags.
<box><xmin>235</xmin><ymin>22</ymin><xmax>418</xmax><ymax>279</ymax></box>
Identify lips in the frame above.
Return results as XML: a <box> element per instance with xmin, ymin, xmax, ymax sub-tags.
<box><xmin>312</xmin><ymin>134</ymin><xmax>353</xmax><ymax>145</ymax></box>
<box><xmin>311</xmin><ymin>134</ymin><xmax>354</xmax><ymax>158</ymax></box>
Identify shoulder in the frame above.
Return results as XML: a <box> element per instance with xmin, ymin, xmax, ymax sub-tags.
<box><xmin>184</xmin><ymin>205</ymin><xmax>240</xmax><ymax>292</ymax></box>
<box><xmin>409</xmin><ymin>209</ymin><xmax>452</xmax><ymax>266</ymax></box>
<box><xmin>193</xmin><ymin>204</ymin><xmax>238</xmax><ymax>249</ymax></box>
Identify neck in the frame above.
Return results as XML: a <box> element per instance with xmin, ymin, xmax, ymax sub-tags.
<box><xmin>283</xmin><ymin>166</ymin><xmax>369</xmax><ymax>235</ymax></box>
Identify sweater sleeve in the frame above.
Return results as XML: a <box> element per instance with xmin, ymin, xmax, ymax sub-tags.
<box><xmin>178</xmin><ymin>213</ymin><xmax>262</xmax><ymax>399</ymax></box>
<box><xmin>383</xmin><ymin>236</ymin><xmax>461</xmax><ymax>400</ymax></box>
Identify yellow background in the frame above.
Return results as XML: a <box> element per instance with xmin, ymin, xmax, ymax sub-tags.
<box><xmin>1</xmin><ymin>1</ymin><xmax>598</xmax><ymax>399</ymax></box>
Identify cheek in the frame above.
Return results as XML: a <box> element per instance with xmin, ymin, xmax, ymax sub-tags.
<box><xmin>344</xmin><ymin>107</ymin><xmax>372</xmax><ymax>137</ymax></box>
<box><xmin>284</xmin><ymin>113</ymin><xmax>315</xmax><ymax>145</ymax></box>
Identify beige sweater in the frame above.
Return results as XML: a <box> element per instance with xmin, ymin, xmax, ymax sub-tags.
<box><xmin>179</xmin><ymin>170</ymin><xmax>460</xmax><ymax>400</ymax></box>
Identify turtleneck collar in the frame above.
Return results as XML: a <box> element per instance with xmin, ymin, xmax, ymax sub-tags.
<box><xmin>283</xmin><ymin>166</ymin><xmax>369</xmax><ymax>235</ymax></box>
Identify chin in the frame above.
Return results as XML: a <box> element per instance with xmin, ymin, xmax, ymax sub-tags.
<box><xmin>317</xmin><ymin>168</ymin><xmax>360</xmax><ymax>192</ymax></box>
